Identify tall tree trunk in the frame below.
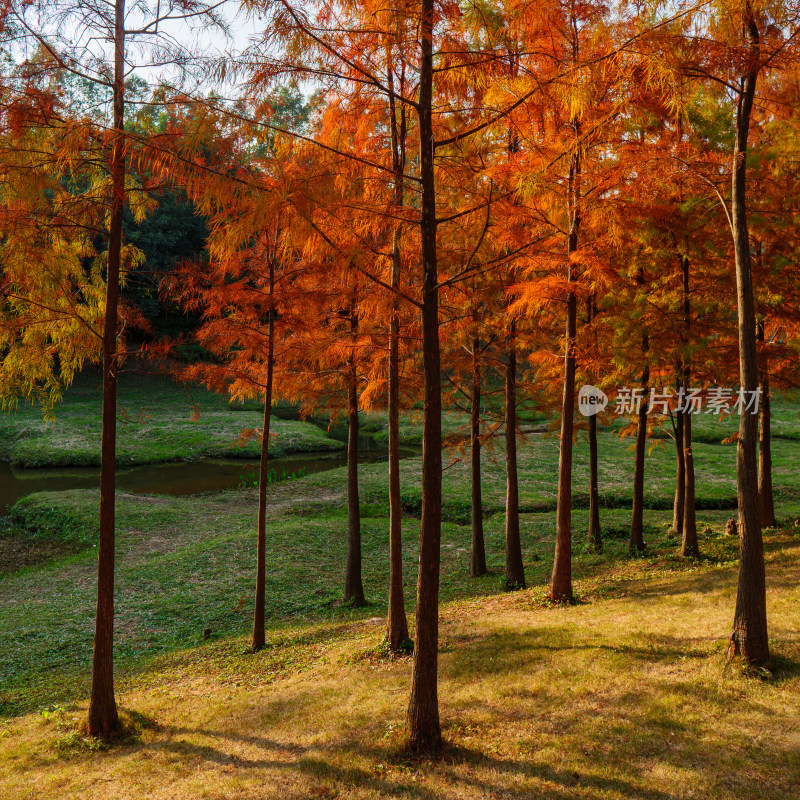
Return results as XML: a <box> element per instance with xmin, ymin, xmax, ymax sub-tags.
<box><xmin>406</xmin><ymin>0</ymin><xmax>442</xmax><ymax>752</ymax></box>
<box><xmin>672</xmin><ymin>394</ymin><xmax>685</xmax><ymax>536</ymax></box>
<box><xmin>587</xmin><ymin>412</ymin><xmax>602</xmax><ymax>552</ymax></box>
<box><xmin>386</xmin><ymin>59</ymin><xmax>409</xmax><ymax>650</ymax></box>
<box><xmin>88</xmin><ymin>0</ymin><xmax>125</xmax><ymax>738</ymax></box>
<box><xmin>386</xmin><ymin>234</ymin><xmax>409</xmax><ymax>645</ymax></box>
<box><xmin>502</xmin><ymin>49</ymin><xmax>524</xmax><ymax>591</ymax></box>
<box><xmin>551</xmin><ymin>142</ymin><xmax>581</xmax><ymax>602</ymax></box>
<box><xmin>729</xmin><ymin>4</ymin><xmax>769</xmax><ymax>664</ymax></box>
<box><xmin>681</xmin><ymin>256</ymin><xmax>698</xmax><ymax>557</ymax></box>
<box><xmin>758</xmin><ymin>374</ymin><xmax>774</xmax><ymax>528</ymax></box>
<box><xmin>344</xmin><ymin>308</ymin><xmax>365</xmax><ymax>606</ymax></box>
<box><xmin>505</xmin><ymin>325</ymin><xmax>525</xmax><ymax>589</ymax></box>
<box><xmin>586</xmin><ymin>297</ymin><xmax>601</xmax><ymax>553</ymax></box>
<box><xmin>470</xmin><ymin>333</ymin><xmax>487</xmax><ymax>577</ymax></box>
<box><xmin>629</xmin><ymin>358</ymin><xmax>649</xmax><ymax>553</ymax></box>
<box><xmin>681</xmin><ymin>390</ymin><xmax>699</xmax><ymax>557</ymax></box>
<box><xmin>252</xmin><ymin>261</ymin><xmax>275</xmax><ymax>652</ymax></box>
<box><xmin>757</xmin><ymin>320</ymin><xmax>775</xmax><ymax>528</ymax></box>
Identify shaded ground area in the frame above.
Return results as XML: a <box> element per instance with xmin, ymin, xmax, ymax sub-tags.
<box><xmin>0</xmin><ymin>534</ymin><xmax>71</xmax><ymax>575</ymax></box>
<box><xmin>1</xmin><ymin>533</ymin><xmax>798</xmax><ymax>800</ymax></box>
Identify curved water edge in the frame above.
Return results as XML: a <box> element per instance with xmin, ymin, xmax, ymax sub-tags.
<box><xmin>0</xmin><ymin>408</ymin><xmax>419</xmax><ymax>510</ymax></box>
<box><xmin>0</xmin><ymin>447</ymin><xmax>418</xmax><ymax>510</ymax></box>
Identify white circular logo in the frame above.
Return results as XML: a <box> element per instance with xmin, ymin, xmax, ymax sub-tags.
<box><xmin>578</xmin><ymin>385</ymin><xmax>608</xmax><ymax>417</ymax></box>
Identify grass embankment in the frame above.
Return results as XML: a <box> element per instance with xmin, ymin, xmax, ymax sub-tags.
<box><xmin>0</xmin><ymin>372</ymin><xmax>343</xmax><ymax>468</ymax></box>
<box><xmin>367</xmin><ymin>391</ymin><xmax>800</xmax><ymax>516</ymax></box>
<box><xmin>0</xmin><ymin>391</ymin><xmax>798</xmax><ymax>798</ymax></box>
<box><xmin>2</xmin><ymin>394</ymin><xmax>800</xmax><ymax>716</ymax></box>
<box><xmin>1</xmin><ymin>511</ymin><xmax>799</xmax><ymax>799</ymax></box>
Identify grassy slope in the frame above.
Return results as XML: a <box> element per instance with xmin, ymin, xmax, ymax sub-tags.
<box><xmin>0</xmin><ymin>393</ymin><xmax>798</xmax><ymax>798</ymax></box>
<box><xmin>0</xmin><ymin>526</ymin><xmax>798</xmax><ymax>799</ymax></box>
<box><xmin>0</xmin><ymin>372</ymin><xmax>342</xmax><ymax>467</ymax></box>
<box><xmin>2</xmin><ymin>394</ymin><xmax>800</xmax><ymax>717</ymax></box>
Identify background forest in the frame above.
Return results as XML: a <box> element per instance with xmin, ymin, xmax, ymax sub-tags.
<box><xmin>1</xmin><ymin>0</ymin><xmax>799</xmax><ymax>796</ymax></box>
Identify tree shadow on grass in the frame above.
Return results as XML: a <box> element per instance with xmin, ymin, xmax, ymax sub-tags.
<box><xmin>123</xmin><ymin>723</ymin><xmax>693</xmax><ymax>800</ymax></box>
<box><xmin>612</xmin><ymin>545</ymin><xmax>800</xmax><ymax>599</ymax></box>
<box><xmin>441</xmin><ymin>626</ymin><xmax>714</xmax><ymax>683</ymax></box>
<box><xmin>19</xmin><ymin>637</ymin><xmax>800</xmax><ymax>800</ymax></box>
<box><xmin>439</xmin><ymin>744</ymin><xmax>687</xmax><ymax>800</ymax></box>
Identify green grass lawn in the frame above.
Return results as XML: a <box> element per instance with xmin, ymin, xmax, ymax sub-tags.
<box><xmin>0</xmin><ymin>499</ymin><xmax>798</xmax><ymax>799</ymax></box>
<box><xmin>1</xmin><ymin>389</ymin><xmax>799</xmax><ymax>717</ymax></box>
<box><xmin>0</xmin><ymin>372</ymin><xmax>343</xmax><ymax>467</ymax></box>
<box><xmin>0</xmin><ymin>386</ymin><xmax>798</xmax><ymax>799</ymax></box>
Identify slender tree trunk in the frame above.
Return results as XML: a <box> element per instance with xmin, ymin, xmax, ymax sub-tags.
<box><xmin>387</xmin><ymin>240</ymin><xmax>409</xmax><ymax>644</ymax></box>
<box><xmin>470</xmin><ymin>333</ymin><xmax>487</xmax><ymax>576</ymax></box>
<box><xmin>387</xmin><ymin>313</ymin><xmax>409</xmax><ymax>646</ymax></box>
<box><xmin>629</xmin><ymin>358</ymin><xmax>649</xmax><ymax>554</ymax></box>
<box><xmin>552</xmin><ymin>285</ymin><xmax>577</xmax><ymax>599</ymax></box>
<box><xmin>682</xmin><ymin>391</ymin><xmax>699</xmax><ymax>557</ymax></box>
<box><xmin>758</xmin><ymin>373</ymin><xmax>775</xmax><ymax>528</ymax></box>
<box><xmin>502</xmin><ymin>51</ymin><xmax>524</xmax><ymax>591</ymax></box>
<box><xmin>406</xmin><ymin>0</ymin><xmax>442</xmax><ymax>751</ymax></box>
<box><xmin>587</xmin><ymin>412</ymin><xmax>602</xmax><ymax>552</ymax></box>
<box><xmin>505</xmin><ymin>326</ymin><xmax>525</xmax><ymax>589</ymax></box>
<box><xmin>344</xmin><ymin>309</ymin><xmax>365</xmax><ymax>606</ymax></box>
<box><xmin>586</xmin><ymin>298</ymin><xmax>601</xmax><ymax>553</ymax></box>
<box><xmin>88</xmin><ymin>0</ymin><xmax>125</xmax><ymax>738</ymax></box>
<box><xmin>757</xmin><ymin>320</ymin><xmax>775</xmax><ymax>528</ymax></box>
<box><xmin>386</xmin><ymin>60</ymin><xmax>409</xmax><ymax>649</ymax></box>
<box><xmin>729</xmin><ymin>4</ymin><xmax>769</xmax><ymax>664</ymax></box>
<box><xmin>551</xmin><ymin>143</ymin><xmax>581</xmax><ymax>602</ymax></box>
<box><xmin>681</xmin><ymin>257</ymin><xmax>699</xmax><ymax>557</ymax></box>
<box><xmin>672</xmin><ymin>395</ymin><xmax>685</xmax><ymax>536</ymax></box>
<box><xmin>252</xmin><ymin>261</ymin><xmax>275</xmax><ymax>652</ymax></box>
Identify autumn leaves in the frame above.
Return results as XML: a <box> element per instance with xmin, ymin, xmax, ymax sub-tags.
<box><xmin>2</xmin><ymin>0</ymin><xmax>799</xmax><ymax>752</ymax></box>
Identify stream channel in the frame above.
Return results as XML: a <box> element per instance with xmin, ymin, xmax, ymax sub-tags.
<box><xmin>0</xmin><ymin>409</ymin><xmax>419</xmax><ymax>511</ymax></box>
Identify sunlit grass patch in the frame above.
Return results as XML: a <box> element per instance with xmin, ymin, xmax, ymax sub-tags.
<box><xmin>0</xmin><ymin>372</ymin><xmax>342</xmax><ymax>468</ymax></box>
<box><xmin>2</xmin><ymin>534</ymin><xmax>799</xmax><ymax>799</ymax></box>
<box><xmin>0</xmin><ymin>387</ymin><xmax>797</xmax><ymax>798</ymax></box>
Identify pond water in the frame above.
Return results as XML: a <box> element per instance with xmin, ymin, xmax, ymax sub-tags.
<box><xmin>0</xmin><ymin>412</ymin><xmax>418</xmax><ymax>511</ymax></box>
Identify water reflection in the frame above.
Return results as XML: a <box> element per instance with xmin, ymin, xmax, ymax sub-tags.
<box><xmin>0</xmin><ymin>404</ymin><xmax>422</xmax><ymax>510</ymax></box>
<box><xmin>0</xmin><ymin>445</ymin><xmax>417</xmax><ymax>511</ymax></box>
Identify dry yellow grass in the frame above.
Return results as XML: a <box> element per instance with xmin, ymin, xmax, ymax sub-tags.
<box><xmin>2</xmin><ymin>536</ymin><xmax>799</xmax><ymax>800</ymax></box>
